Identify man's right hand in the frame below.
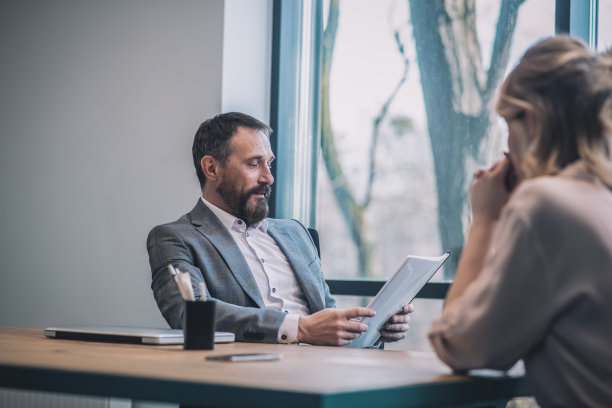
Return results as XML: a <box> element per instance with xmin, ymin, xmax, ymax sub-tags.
<box><xmin>297</xmin><ymin>308</ymin><xmax>375</xmax><ymax>346</ymax></box>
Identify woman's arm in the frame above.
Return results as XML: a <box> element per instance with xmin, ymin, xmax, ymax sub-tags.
<box><xmin>444</xmin><ymin>157</ymin><xmax>513</xmax><ymax>308</ymax></box>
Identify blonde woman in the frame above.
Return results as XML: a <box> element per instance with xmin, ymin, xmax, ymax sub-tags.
<box><xmin>429</xmin><ymin>36</ymin><xmax>612</xmax><ymax>407</ymax></box>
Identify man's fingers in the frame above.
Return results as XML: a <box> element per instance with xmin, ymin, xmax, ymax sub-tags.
<box><xmin>342</xmin><ymin>307</ymin><xmax>376</xmax><ymax>319</ymax></box>
<box><xmin>387</xmin><ymin>304</ymin><xmax>414</xmax><ymax>323</ymax></box>
<box><xmin>343</xmin><ymin>319</ymin><xmax>369</xmax><ymax>333</ymax></box>
<box><xmin>388</xmin><ymin>314</ymin><xmax>411</xmax><ymax>324</ymax></box>
<box><xmin>338</xmin><ymin>336</ymin><xmax>360</xmax><ymax>346</ymax></box>
<box><xmin>382</xmin><ymin>322</ymin><xmax>410</xmax><ymax>332</ymax></box>
<box><xmin>380</xmin><ymin>331</ymin><xmax>407</xmax><ymax>341</ymax></box>
<box><xmin>341</xmin><ymin>329</ymin><xmax>364</xmax><ymax>339</ymax></box>
<box><xmin>329</xmin><ymin>329</ymin><xmax>365</xmax><ymax>346</ymax></box>
<box><xmin>402</xmin><ymin>304</ymin><xmax>415</xmax><ymax>314</ymax></box>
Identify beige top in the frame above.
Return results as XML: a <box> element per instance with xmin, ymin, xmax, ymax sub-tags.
<box><xmin>429</xmin><ymin>162</ymin><xmax>612</xmax><ymax>408</ymax></box>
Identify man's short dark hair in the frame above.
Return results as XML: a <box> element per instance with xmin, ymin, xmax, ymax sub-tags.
<box><xmin>192</xmin><ymin>112</ymin><xmax>273</xmax><ymax>188</ymax></box>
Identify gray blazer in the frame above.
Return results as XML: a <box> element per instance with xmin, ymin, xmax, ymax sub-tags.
<box><xmin>147</xmin><ymin>200</ymin><xmax>335</xmax><ymax>343</ymax></box>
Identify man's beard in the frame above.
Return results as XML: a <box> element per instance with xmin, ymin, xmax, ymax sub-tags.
<box><xmin>217</xmin><ymin>179</ymin><xmax>271</xmax><ymax>226</ymax></box>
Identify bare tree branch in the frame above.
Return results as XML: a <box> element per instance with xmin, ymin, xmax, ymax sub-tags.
<box><xmin>320</xmin><ymin>0</ymin><xmax>413</xmax><ymax>276</ymax></box>
<box><xmin>363</xmin><ymin>30</ymin><xmax>410</xmax><ymax>207</ymax></box>
<box><xmin>321</xmin><ymin>0</ymin><xmax>371</xmax><ymax>277</ymax></box>
<box><xmin>321</xmin><ymin>0</ymin><xmax>357</xmax><ymax>214</ymax></box>
<box><xmin>482</xmin><ymin>0</ymin><xmax>526</xmax><ymax>108</ymax></box>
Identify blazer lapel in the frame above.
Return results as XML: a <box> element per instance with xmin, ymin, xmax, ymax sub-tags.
<box><xmin>267</xmin><ymin>220</ymin><xmax>325</xmax><ymax>312</ymax></box>
<box><xmin>188</xmin><ymin>200</ymin><xmax>265</xmax><ymax>308</ymax></box>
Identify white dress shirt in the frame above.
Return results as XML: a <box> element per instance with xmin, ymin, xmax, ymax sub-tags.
<box><xmin>201</xmin><ymin>197</ymin><xmax>309</xmax><ymax>343</ymax></box>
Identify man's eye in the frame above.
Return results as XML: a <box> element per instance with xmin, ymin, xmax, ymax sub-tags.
<box><xmin>267</xmin><ymin>162</ymin><xmax>273</xmax><ymax>169</ymax></box>
<box><xmin>248</xmin><ymin>162</ymin><xmax>258</xmax><ymax>167</ymax></box>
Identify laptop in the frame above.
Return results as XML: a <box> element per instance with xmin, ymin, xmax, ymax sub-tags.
<box><xmin>44</xmin><ymin>326</ymin><xmax>235</xmax><ymax>345</ymax></box>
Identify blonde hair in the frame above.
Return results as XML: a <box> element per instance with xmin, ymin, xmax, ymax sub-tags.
<box><xmin>496</xmin><ymin>36</ymin><xmax>612</xmax><ymax>187</ymax></box>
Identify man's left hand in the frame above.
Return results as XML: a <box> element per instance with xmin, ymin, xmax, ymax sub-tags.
<box><xmin>379</xmin><ymin>304</ymin><xmax>414</xmax><ymax>343</ymax></box>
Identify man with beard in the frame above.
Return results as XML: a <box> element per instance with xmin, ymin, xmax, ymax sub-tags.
<box><xmin>147</xmin><ymin>112</ymin><xmax>413</xmax><ymax>345</ymax></box>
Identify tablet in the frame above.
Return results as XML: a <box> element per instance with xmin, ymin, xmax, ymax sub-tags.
<box><xmin>44</xmin><ymin>326</ymin><xmax>235</xmax><ymax>345</ymax></box>
<box><xmin>346</xmin><ymin>251</ymin><xmax>451</xmax><ymax>348</ymax></box>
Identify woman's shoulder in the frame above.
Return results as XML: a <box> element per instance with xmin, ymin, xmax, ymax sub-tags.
<box><xmin>510</xmin><ymin>175</ymin><xmax>572</xmax><ymax>207</ymax></box>
<box><xmin>507</xmin><ymin>168</ymin><xmax>611</xmax><ymax>228</ymax></box>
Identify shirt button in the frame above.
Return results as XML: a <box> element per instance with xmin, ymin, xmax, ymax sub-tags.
<box><xmin>284</xmin><ymin>311</ymin><xmax>288</xmax><ymax>314</ymax></box>
<box><xmin>237</xmin><ymin>220</ymin><xmax>243</xmax><ymax>225</ymax></box>
<box><xmin>272</xmin><ymin>287</ymin><xmax>276</xmax><ymax>293</ymax></box>
<box><xmin>281</xmin><ymin>334</ymin><xmax>287</xmax><ymax>341</ymax></box>
<box><xmin>246</xmin><ymin>232</ymin><xmax>250</xmax><ymax>237</ymax></box>
<box><xmin>260</xmin><ymin>258</ymin><xmax>265</xmax><ymax>263</ymax></box>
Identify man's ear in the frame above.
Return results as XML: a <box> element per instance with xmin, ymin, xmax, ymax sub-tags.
<box><xmin>201</xmin><ymin>156</ymin><xmax>220</xmax><ymax>181</ymax></box>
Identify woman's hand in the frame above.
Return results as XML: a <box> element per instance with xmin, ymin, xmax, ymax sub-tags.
<box><xmin>444</xmin><ymin>156</ymin><xmax>514</xmax><ymax>307</ymax></box>
<box><xmin>470</xmin><ymin>157</ymin><xmax>513</xmax><ymax>224</ymax></box>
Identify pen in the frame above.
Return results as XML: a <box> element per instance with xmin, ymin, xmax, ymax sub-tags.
<box><xmin>168</xmin><ymin>264</ymin><xmax>188</xmax><ymax>299</ymax></box>
<box><xmin>168</xmin><ymin>264</ymin><xmax>195</xmax><ymax>301</ymax></box>
<box><xmin>167</xmin><ymin>264</ymin><xmax>177</xmax><ymax>277</ymax></box>
<box><xmin>199</xmin><ymin>282</ymin><xmax>207</xmax><ymax>301</ymax></box>
<box><xmin>175</xmin><ymin>267</ymin><xmax>195</xmax><ymax>301</ymax></box>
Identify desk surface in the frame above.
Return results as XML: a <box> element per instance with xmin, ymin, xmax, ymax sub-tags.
<box><xmin>0</xmin><ymin>327</ymin><xmax>528</xmax><ymax>408</ymax></box>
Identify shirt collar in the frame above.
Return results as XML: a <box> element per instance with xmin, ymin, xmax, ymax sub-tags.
<box><xmin>200</xmin><ymin>197</ymin><xmax>268</xmax><ymax>233</ymax></box>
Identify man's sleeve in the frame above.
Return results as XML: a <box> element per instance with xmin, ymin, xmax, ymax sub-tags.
<box><xmin>429</xmin><ymin>207</ymin><xmax>554</xmax><ymax>371</ymax></box>
<box><xmin>147</xmin><ymin>224</ymin><xmax>286</xmax><ymax>343</ymax></box>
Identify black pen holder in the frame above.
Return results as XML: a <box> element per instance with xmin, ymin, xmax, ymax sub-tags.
<box><xmin>183</xmin><ymin>300</ymin><xmax>216</xmax><ymax>350</ymax></box>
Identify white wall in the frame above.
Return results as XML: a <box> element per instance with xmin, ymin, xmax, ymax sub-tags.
<box><xmin>0</xmin><ymin>1</ymin><xmax>273</xmax><ymax>407</ymax></box>
<box><xmin>222</xmin><ymin>0</ymin><xmax>273</xmax><ymax>123</ymax></box>
<box><xmin>0</xmin><ymin>0</ymin><xmax>225</xmax><ymax>329</ymax></box>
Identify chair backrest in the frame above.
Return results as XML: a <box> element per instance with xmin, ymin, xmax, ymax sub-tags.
<box><xmin>307</xmin><ymin>228</ymin><xmax>320</xmax><ymax>258</ymax></box>
<box><xmin>307</xmin><ymin>228</ymin><xmax>449</xmax><ymax>299</ymax></box>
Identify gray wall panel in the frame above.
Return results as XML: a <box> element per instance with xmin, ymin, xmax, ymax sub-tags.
<box><xmin>0</xmin><ymin>0</ymin><xmax>224</xmax><ymax>329</ymax></box>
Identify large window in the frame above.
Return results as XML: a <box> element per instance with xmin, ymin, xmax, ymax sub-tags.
<box><xmin>599</xmin><ymin>1</ymin><xmax>612</xmax><ymax>51</ymax></box>
<box><xmin>270</xmin><ymin>0</ymin><xmax>603</xmax><ymax>352</ymax></box>
<box><xmin>316</xmin><ymin>0</ymin><xmax>555</xmax><ymax>351</ymax></box>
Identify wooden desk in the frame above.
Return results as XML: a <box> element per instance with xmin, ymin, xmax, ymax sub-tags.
<box><xmin>0</xmin><ymin>328</ymin><xmax>529</xmax><ymax>408</ymax></box>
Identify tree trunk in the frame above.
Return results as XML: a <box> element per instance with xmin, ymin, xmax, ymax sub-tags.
<box><xmin>409</xmin><ymin>0</ymin><xmax>523</xmax><ymax>277</ymax></box>
<box><xmin>320</xmin><ymin>0</ymin><xmax>523</xmax><ymax>279</ymax></box>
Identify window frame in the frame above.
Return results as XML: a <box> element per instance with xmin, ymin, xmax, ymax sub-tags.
<box><xmin>556</xmin><ymin>0</ymin><xmax>599</xmax><ymax>47</ymax></box>
<box><xmin>268</xmin><ymin>0</ymin><xmax>323</xmax><ymax>228</ymax></box>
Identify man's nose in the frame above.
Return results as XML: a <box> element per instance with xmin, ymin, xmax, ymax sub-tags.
<box><xmin>259</xmin><ymin>165</ymin><xmax>274</xmax><ymax>185</ymax></box>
